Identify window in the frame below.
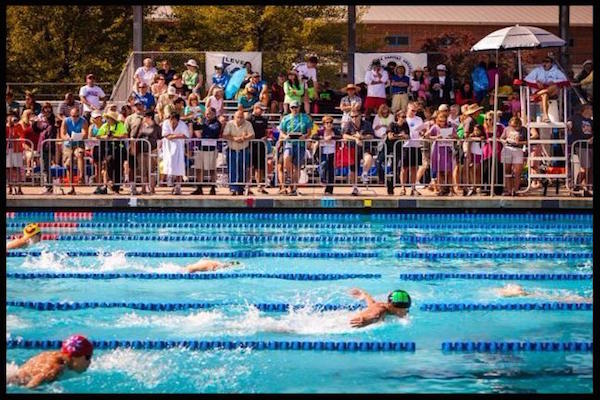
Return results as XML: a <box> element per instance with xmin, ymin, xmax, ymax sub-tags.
<box><xmin>385</xmin><ymin>35</ymin><xmax>409</xmax><ymax>47</ymax></box>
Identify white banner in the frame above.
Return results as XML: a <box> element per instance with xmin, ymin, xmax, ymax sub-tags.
<box><xmin>354</xmin><ymin>53</ymin><xmax>428</xmax><ymax>84</ymax></box>
<box><xmin>205</xmin><ymin>52</ymin><xmax>262</xmax><ymax>87</ymax></box>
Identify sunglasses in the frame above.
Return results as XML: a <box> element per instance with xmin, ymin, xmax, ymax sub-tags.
<box><xmin>351</xmin><ymin>115</ymin><xmax>360</xmax><ymax>118</ymax></box>
<box><xmin>290</xmin><ymin>106</ymin><xmax>299</xmax><ymax>109</ymax></box>
<box><xmin>323</xmin><ymin>121</ymin><xmax>333</xmax><ymax>124</ymax></box>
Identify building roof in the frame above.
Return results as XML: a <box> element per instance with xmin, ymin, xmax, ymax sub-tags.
<box><xmin>359</xmin><ymin>6</ymin><xmax>592</xmax><ymax>27</ymax></box>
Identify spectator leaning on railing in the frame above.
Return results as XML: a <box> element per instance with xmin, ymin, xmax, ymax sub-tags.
<box><xmin>567</xmin><ymin>103</ymin><xmax>593</xmax><ymax>197</ymax></box>
<box><xmin>223</xmin><ymin>110</ymin><xmax>255</xmax><ymax>196</ymax></box>
<box><xmin>247</xmin><ymin>102</ymin><xmax>269</xmax><ymax>194</ymax></box>
<box><xmin>313</xmin><ymin>114</ymin><xmax>342</xmax><ymax>195</ymax></box>
<box><xmin>161</xmin><ymin>112</ymin><xmax>189</xmax><ymax>195</ymax></box>
<box><xmin>6</xmin><ymin>114</ymin><xmax>24</xmax><ymax>195</ymax></box>
<box><xmin>342</xmin><ymin>109</ymin><xmax>375</xmax><ymax>196</ymax></box>
<box><xmin>190</xmin><ymin>106</ymin><xmax>221</xmax><ymax>196</ymax></box>
<box><xmin>278</xmin><ymin>100</ymin><xmax>312</xmax><ymax>196</ymax></box>
<box><xmin>79</xmin><ymin>74</ymin><xmax>107</xmax><ymax>122</ymax></box>
<box><xmin>60</xmin><ymin>107</ymin><xmax>88</xmax><ymax>195</ymax></box>
<box><xmin>35</xmin><ymin>103</ymin><xmax>58</xmax><ymax>195</ymax></box>
<box><xmin>124</xmin><ymin>100</ymin><xmax>146</xmax><ymax>195</ymax></box>
<box><xmin>95</xmin><ymin>110</ymin><xmax>127</xmax><ymax>195</ymax></box>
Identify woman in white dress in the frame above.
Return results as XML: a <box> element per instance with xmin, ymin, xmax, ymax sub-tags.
<box><xmin>161</xmin><ymin>112</ymin><xmax>189</xmax><ymax>194</ymax></box>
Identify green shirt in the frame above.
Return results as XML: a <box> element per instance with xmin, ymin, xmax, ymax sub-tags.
<box><xmin>283</xmin><ymin>81</ymin><xmax>304</xmax><ymax>104</ymax></box>
<box><xmin>182</xmin><ymin>70</ymin><xmax>199</xmax><ymax>88</ymax></box>
<box><xmin>97</xmin><ymin>121</ymin><xmax>128</xmax><ymax>138</ymax></box>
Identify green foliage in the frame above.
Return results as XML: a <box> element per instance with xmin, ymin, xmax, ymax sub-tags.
<box><xmin>6</xmin><ymin>6</ymin><xmax>135</xmax><ymax>85</ymax></box>
<box><xmin>421</xmin><ymin>32</ymin><xmax>479</xmax><ymax>82</ymax></box>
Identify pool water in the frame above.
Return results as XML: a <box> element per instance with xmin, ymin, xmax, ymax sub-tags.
<box><xmin>5</xmin><ymin>212</ymin><xmax>593</xmax><ymax>393</ymax></box>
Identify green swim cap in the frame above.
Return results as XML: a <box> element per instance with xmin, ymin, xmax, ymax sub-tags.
<box><xmin>388</xmin><ymin>290</ymin><xmax>411</xmax><ymax>309</ymax></box>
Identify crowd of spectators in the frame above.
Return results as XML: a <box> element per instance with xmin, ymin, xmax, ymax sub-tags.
<box><xmin>5</xmin><ymin>55</ymin><xmax>593</xmax><ymax>197</ymax></box>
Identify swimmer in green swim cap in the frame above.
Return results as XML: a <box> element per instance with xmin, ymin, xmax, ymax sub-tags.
<box><xmin>349</xmin><ymin>288</ymin><xmax>411</xmax><ymax>328</ymax></box>
<box><xmin>185</xmin><ymin>259</ymin><xmax>241</xmax><ymax>273</ymax></box>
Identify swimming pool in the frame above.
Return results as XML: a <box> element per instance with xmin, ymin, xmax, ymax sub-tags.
<box><xmin>6</xmin><ymin>211</ymin><xmax>593</xmax><ymax>393</ymax></box>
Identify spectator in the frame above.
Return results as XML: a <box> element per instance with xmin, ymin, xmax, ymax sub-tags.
<box><xmin>223</xmin><ymin>109</ymin><xmax>255</xmax><ymax>195</ymax></box>
<box><xmin>132</xmin><ymin>110</ymin><xmax>161</xmax><ymax>195</ymax></box>
<box><xmin>278</xmin><ymin>100</ymin><xmax>312</xmax><ymax>196</ymax></box>
<box><xmin>421</xmin><ymin>66</ymin><xmax>433</xmax><ymax>104</ymax></box>
<box><xmin>164</xmin><ymin>97</ymin><xmax>186</xmax><ymax>120</ymax></box>
<box><xmin>182</xmin><ymin>59</ymin><xmax>203</xmax><ymax>97</ymax></box>
<box><xmin>575</xmin><ymin>60</ymin><xmax>593</xmax><ymax>83</ymax></box>
<box><xmin>270</xmin><ymin>72</ymin><xmax>286</xmax><ymax>113</ymax></box>
<box><xmin>424</xmin><ymin>111</ymin><xmax>457</xmax><ymax>196</ymax></box>
<box><xmin>156</xmin><ymin>85</ymin><xmax>178</xmax><ymax>122</ymax></box>
<box><xmin>316</xmin><ymin>81</ymin><xmax>337</xmax><ymax>114</ymax></box>
<box><xmin>523</xmin><ymin>56</ymin><xmax>569</xmax><ymax>123</ymax></box>
<box><xmin>60</xmin><ymin>106</ymin><xmax>88</xmax><ymax>195</ymax></box>
<box><xmin>339</xmin><ymin>84</ymin><xmax>362</xmax><ymax>126</ymax></box>
<box><xmin>182</xmin><ymin>93</ymin><xmax>205</xmax><ymax>123</ymax></box>
<box><xmin>88</xmin><ymin>110</ymin><xmax>104</xmax><ymax>189</ymax></box>
<box><xmin>58</xmin><ymin>93</ymin><xmax>82</xmax><ymax>122</ymax></box>
<box><xmin>34</xmin><ymin>103</ymin><xmax>58</xmax><ymax>194</ymax></box>
<box><xmin>6</xmin><ymin>89</ymin><xmax>20</xmax><ymax>118</ymax></box>
<box><xmin>364</xmin><ymin>59</ymin><xmax>389</xmax><ymax>117</ymax></box>
<box><xmin>169</xmin><ymin>73</ymin><xmax>190</xmax><ymax>99</ymax></box>
<box><xmin>245</xmin><ymin>72</ymin><xmax>264</xmax><ymax>95</ymax></box>
<box><xmin>157</xmin><ymin>59</ymin><xmax>177</xmax><ymax>84</ymax></box>
<box><xmin>487</xmin><ymin>61</ymin><xmax>499</xmax><ymax>91</ymax></box>
<box><xmin>455</xmin><ymin>81</ymin><xmax>476</xmax><ymax>106</ymax></box>
<box><xmin>578</xmin><ymin>69</ymin><xmax>593</xmax><ymax>102</ymax></box>
<box><xmin>238</xmin><ymin>86</ymin><xmax>258</xmax><ymax>112</ymax></box>
<box><xmin>409</xmin><ymin>67</ymin><xmax>425</xmax><ymax>102</ymax></box>
<box><xmin>503</xmin><ymin>92</ymin><xmax>521</xmax><ymax>118</ymax></box>
<box><xmin>16</xmin><ymin>110</ymin><xmax>37</xmax><ymax>180</ymax></box>
<box><xmin>246</xmin><ymin>103</ymin><xmax>269</xmax><ymax>194</ymax></box>
<box><xmin>567</xmin><ymin>103</ymin><xmax>593</xmax><ymax>197</ymax></box>
<box><xmin>342</xmin><ymin>110</ymin><xmax>375</xmax><ymax>196</ymax></box>
<box><xmin>79</xmin><ymin>74</ymin><xmax>107</xmax><ymax>121</ymax></box>
<box><xmin>390</xmin><ymin>65</ymin><xmax>410</xmax><ymax>114</ymax></box>
<box><xmin>471</xmin><ymin>61</ymin><xmax>490</xmax><ymax>103</ymax></box>
<box><xmin>6</xmin><ymin>114</ymin><xmax>24</xmax><ymax>195</ymax></box>
<box><xmin>465</xmin><ymin>123</ymin><xmax>484</xmax><ymax>196</ymax></box>
<box><xmin>259</xmin><ymin>85</ymin><xmax>270</xmax><ymax>111</ymax></box>
<box><xmin>385</xmin><ymin>110</ymin><xmax>410</xmax><ymax>195</ymax></box>
<box><xmin>151</xmin><ymin>74</ymin><xmax>168</xmax><ymax>99</ymax></box>
<box><xmin>134</xmin><ymin>58</ymin><xmax>158</xmax><ymax>87</ymax></box>
<box><xmin>385</xmin><ymin>61</ymin><xmax>397</xmax><ymax>91</ymax></box>
<box><xmin>124</xmin><ymin>100</ymin><xmax>146</xmax><ymax>195</ymax></box>
<box><xmin>23</xmin><ymin>91</ymin><xmax>42</xmax><ymax>116</ymax></box>
<box><xmin>119</xmin><ymin>104</ymin><xmax>132</xmax><ymax>122</ymax></box>
<box><xmin>190</xmin><ymin>107</ymin><xmax>221</xmax><ymax>196</ymax></box>
<box><xmin>372</xmin><ymin>103</ymin><xmax>394</xmax><ymax>141</ymax></box>
<box><xmin>210</xmin><ymin>64</ymin><xmax>230</xmax><ymax>92</ymax></box>
<box><xmin>205</xmin><ymin>87</ymin><xmax>225</xmax><ymax>117</ymax></box>
<box><xmin>295</xmin><ymin>56</ymin><xmax>319</xmax><ymax>116</ymax></box>
<box><xmin>283</xmin><ymin>70</ymin><xmax>304</xmax><ymax>115</ymax></box>
<box><xmin>161</xmin><ymin>112</ymin><xmax>189</xmax><ymax>195</ymax></box>
<box><xmin>132</xmin><ymin>82</ymin><xmax>156</xmax><ymax>111</ymax></box>
<box><xmin>95</xmin><ymin>110</ymin><xmax>127</xmax><ymax>194</ymax></box>
<box><xmin>447</xmin><ymin>104</ymin><xmax>460</xmax><ymax>127</ymax></box>
<box><xmin>240</xmin><ymin>62</ymin><xmax>255</xmax><ymax>89</ymax></box>
<box><xmin>499</xmin><ymin>116</ymin><xmax>526</xmax><ymax>196</ymax></box>
<box><xmin>400</xmin><ymin>102</ymin><xmax>427</xmax><ymax>195</ymax></box>
<box><xmin>482</xmin><ymin>110</ymin><xmax>505</xmax><ymax>195</ymax></box>
<box><xmin>313</xmin><ymin>115</ymin><xmax>341</xmax><ymax>195</ymax></box>
<box><xmin>429</xmin><ymin>64</ymin><xmax>454</xmax><ymax>108</ymax></box>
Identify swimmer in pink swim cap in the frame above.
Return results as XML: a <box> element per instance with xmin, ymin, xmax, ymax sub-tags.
<box><xmin>8</xmin><ymin>334</ymin><xmax>94</xmax><ymax>388</ymax></box>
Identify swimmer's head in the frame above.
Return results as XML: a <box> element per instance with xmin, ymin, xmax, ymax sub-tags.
<box><xmin>388</xmin><ymin>289</ymin><xmax>411</xmax><ymax>310</ymax></box>
<box><xmin>61</xmin><ymin>334</ymin><xmax>93</xmax><ymax>372</ymax></box>
<box><xmin>23</xmin><ymin>223</ymin><xmax>42</xmax><ymax>242</ymax></box>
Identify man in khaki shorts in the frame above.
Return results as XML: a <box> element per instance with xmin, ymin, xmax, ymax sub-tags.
<box><xmin>191</xmin><ymin>107</ymin><xmax>222</xmax><ymax>195</ymax></box>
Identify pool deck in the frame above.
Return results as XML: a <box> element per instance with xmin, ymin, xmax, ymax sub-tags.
<box><xmin>5</xmin><ymin>186</ymin><xmax>593</xmax><ymax>210</ymax></box>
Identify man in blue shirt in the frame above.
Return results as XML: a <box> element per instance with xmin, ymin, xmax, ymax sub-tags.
<box><xmin>390</xmin><ymin>65</ymin><xmax>410</xmax><ymax>114</ymax></box>
<box><xmin>190</xmin><ymin>107</ymin><xmax>221</xmax><ymax>195</ymax></box>
<box><xmin>211</xmin><ymin>64</ymin><xmax>230</xmax><ymax>93</ymax></box>
<box><xmin>132</xmin><ymin>82</ymin><xmax>155</xmax><ymax>111</ymax></box>
<box><xmin>238</xmin><ymin>86</ymin><xmax>258</xmax><ymax>112</ymax></box>
<box><xmin>278</xmin><ymin>100</ymin><xmax>313</xmax><ymax>195</ymax></box>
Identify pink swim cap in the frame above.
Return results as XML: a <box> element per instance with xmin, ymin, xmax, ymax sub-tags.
<box><xmin>61</xmin><ymin>334</ymin><xmax>93</xmax><ymax>358</ymax></box>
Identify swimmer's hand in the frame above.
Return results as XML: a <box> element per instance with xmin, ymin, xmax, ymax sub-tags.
<box><xmin>350</xmin><ymin>315</ymin><xmax>369</xmax><ymax>328</ymax></box>
<box><xmin>349</xmin><ymin>288</ymin><xmax>376</xmax><ymax>305</ymax></box>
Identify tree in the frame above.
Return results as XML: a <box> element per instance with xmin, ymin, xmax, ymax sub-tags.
<box><xmin>6</xmin><ymin>6</ymin><xmax>135</xmax><ymax>88</ymax></box>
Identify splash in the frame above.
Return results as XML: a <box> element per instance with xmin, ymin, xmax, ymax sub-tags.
<box><xmin>6</xmin><ymin>314</ymin><xmax>29</xmax><ymax>330</ymax></box>
<box><xmin>6</xmin><ymin>361</ymin><xmax>19</xmax><ymax>382</ymax></box>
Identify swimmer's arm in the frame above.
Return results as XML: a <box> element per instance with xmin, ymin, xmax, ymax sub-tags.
<box><xmin>25</xmin><ymin>365</ymin><xmax>61</xmax><ymax>389</ymax></box>
<box><xmin>349</xmin><ymin>288</ymin><xmax>376</xmax><ymax>306</ymax></box>
<box><xmin>350</xmin><ymin>309</ymin><xmax>383</xmax><ymax>328</ymax></box>
<box><xmin>6</xmin><ymin>237</ymin><xmax>28</xmax><ymax>250</ymax></box>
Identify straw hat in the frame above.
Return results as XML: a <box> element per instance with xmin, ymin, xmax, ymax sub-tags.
<box><xmin>342</xmin><ymin>83</ymin><xmax>359</xmax><ymax>92</ymax></box>
<box><xmin>463</xmin><ymin>103</ymin><xmax>484</xmax><ymax>116</ymax></box>
<box><xmin>103</xmin><ymin>110</ymin><xmax>120</xmax><ymax>121</ymax></box>
<box><xmin>185</xmin><ymin>59</ymin><xmax>199</xmax><ymax>68</ymax></box>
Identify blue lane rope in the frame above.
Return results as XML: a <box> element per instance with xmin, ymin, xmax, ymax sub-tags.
<box><xmin>7</xmin><ymin>211</ymin><xmax>591</xmax><ymax>222</ymax></box>
<box><xmin>6</xmin><ymin>338</ymin><xmax>416</xmax><ymax>352</ymax></box>
<box><xmin>420</xmin><ymin>303</ymin><xmax>592</xmax><ymax>311</ymax></box>
<box><xmin>4</xmin><ymin>234</ymin><xmax>386</xmax><ymax>243</ymax></box>
<box><xmin>402</xmin><ymin>235</ymin><xmax>592</xmax><ymax>244</ymax></box>
<box><xmin>395</xmin><ymin>251</ymin><xmax>592</xmax><ymax>260</ymax></box>
<box><xmin>5</xmin><ymin>221</ymin><xmax>592</xmax><ymax>231</ymax></box>
<box><xmin>6</xmin><ymin>301</ymin><xmax>365</xmax><ymax>312</ymax></box>
<box><xmin>441</xmin><ymin>341</ymin><xmax>592</xmax><ymax>352</ymax></box>
<box><xmin>399</xmin><ymin>273</ymin><xmax>593</xmax><ymax>281</ymax></box>
<box><xmin>6</xmin><ymin>250</ymin><xmax>380</xmax><ymax>258</ymax></box>
<box><xmin>6</xmin><ymin>272</ymin><xmax>382</xmax><ymax>281</ymax></box>
<box><xmin>7</xmin><ymin>250</ymin><xmax>591</xmax><ymax>259</ymax></box>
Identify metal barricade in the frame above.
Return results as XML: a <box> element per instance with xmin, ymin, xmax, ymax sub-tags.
<box><xmin>569</xmin><ymin>139</ymin><xmax>593</xmax><ymax>196</ymax></box>
<box><xmin>6</xmin><ymin>138</ymin><xmax>36</xmax><ymax>189</ymax></box>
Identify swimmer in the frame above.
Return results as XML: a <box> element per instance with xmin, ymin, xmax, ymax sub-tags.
<box><xmin>185</xmin><ymin>259</ymin><xmax>241</xmax><ymax>273</ymax></box>
<box><xmin>7</xmin><ymin>334</ymin><xmax>93</xmax><ymax>389</ymax></box>
<box><xmin>349</xmin><ymin>288</ymin><xmax>411</xmax><ymax>328</ymax></box>
<box><xmin>6</xmin><ymin>223</ymin><xmax>42</xmax><ymax>250</ymax></box>
<box><xmin>495</xmin><ymin>284</ymin><xmax>592</xmax><ymax>303</ymax></box>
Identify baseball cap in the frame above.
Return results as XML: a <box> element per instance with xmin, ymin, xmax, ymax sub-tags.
<box><xmin>167</xmin><ymin>86</ymin><xmax>177</xmax><ymax>95</ymax></box>
<box><xmin>91</xmin><ymin>110</ymin><xmax>103</xmax><ymax>119</ymax></box>
<box><xmin>289</xmin><ymin>100</ymin><xmax>301</xmax><ymax>108</ymax></box>
<box><xmin>436</xmin><ymin>64</ymin><xmax>446</xmax><ymax>71</ymax></box>
<box><xmin>438</xmin><ymin>104</ymin><xmax>449</xmax><ymax>112</ymax></box>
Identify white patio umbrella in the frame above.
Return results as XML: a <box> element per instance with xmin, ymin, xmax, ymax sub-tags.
<box><xmin>470</xmin><ymin>25</ymin><xmax>566</xmax><ymax>196</ymax></box>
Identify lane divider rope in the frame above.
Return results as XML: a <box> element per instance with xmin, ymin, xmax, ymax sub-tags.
<box><xmin>395</xmin><ymin>251</ymin><xmax>592</xmax><ymax>259</ymax></box>
<box><xmin>399</xmin><ymin>273</ymin><xmax>593</xmax><ymax>281</ymax></box>
<box><xmin>6</xmin><ymin>272</ymin><xmax>382</xmax><ymax>281</ymax></box>
<box><xmin>7</xmin><ymin>301</ymin><xmax>365</xmax><ymax>311</ymax></box>
<box><xmin>420</xmin><ymin>302</ymin><xmax>592</xmax><ymax>311</ymax></box>
<box><xmin>6</xmin><ymin>338</ymin><xmax>416</xmax><ymax>352</ymax></box>
<box><xmin>441</xmin><ymin>341</ymin><xmax>592</xmax><ymax>352</ymax></box>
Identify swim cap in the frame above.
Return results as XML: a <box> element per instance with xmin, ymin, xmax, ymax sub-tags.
<box><xmin>61</xmin><ymin>335</ymin><xmax>93</xmax><ymax>358</ymax></box>
<box><xmin>23</xmin><ymin>223</ymin><xmax>41</xmax><ymax>238</ymax></box>
<box><xmin>388</xmin><ymin>290</ymin><xmax>411</xmax><ymax>309</ymax></box>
